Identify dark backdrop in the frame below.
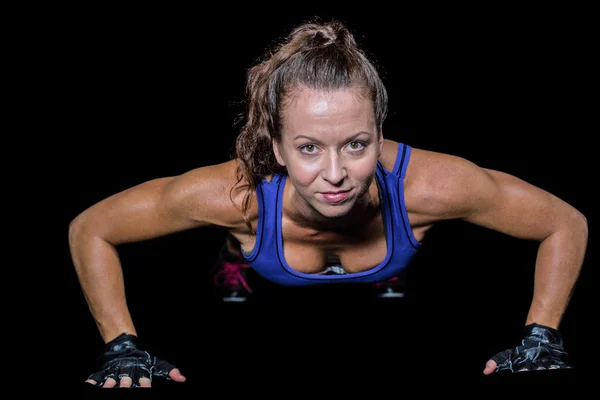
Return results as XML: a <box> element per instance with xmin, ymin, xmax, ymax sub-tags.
<box><xmin>39</xmin><ymin>4</ymin><xmax>593</xmax><ymax>390</ymax></box>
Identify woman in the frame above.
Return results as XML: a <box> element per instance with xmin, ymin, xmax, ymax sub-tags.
<box><xmin>69</xmin><ymin>19</ymin><xmax>587</xmax><ymax>387</ymax></box>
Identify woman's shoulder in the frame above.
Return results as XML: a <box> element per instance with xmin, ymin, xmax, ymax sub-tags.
<box><xmin>167</xmin><ymin>159</ymin><xmax>258</xmax><ymax>230</ymax></box>
<box><xmin>379</xmin><ymin>139</ymin><xmax>469</xmax><ymax>172</ymax></box>
<box><xmin>403</xmin><ymin>145</ymin><xmax>494</xmax><ymax>218</ymax></box>
<box><xmin>407</xmin><ymin>146</ymin><xmax>479</xmax><ymax>181</ymax></box>
<box><xmin>171</xmin><ymin>159</ymin><xmax>240</xmax><ymax>196</ymax></box>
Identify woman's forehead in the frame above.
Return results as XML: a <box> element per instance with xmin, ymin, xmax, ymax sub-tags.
<box><xmin>283</xmin><ymin>88</ymin><xmax>372</xmax><ymax>117</ymax></box>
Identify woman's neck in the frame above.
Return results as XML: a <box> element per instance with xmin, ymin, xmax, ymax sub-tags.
<box><xmin>284</xmin><ymin>180</ymin><xmax>380</xmax><ymax>232</ymax></box>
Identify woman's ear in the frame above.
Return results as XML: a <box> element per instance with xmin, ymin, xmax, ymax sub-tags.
<box><xmin>378</xmin><ymin>131</ymin><xmax>384</xmax><ymax>156</ymax></box>
<box><xmin>272</xmin><ymin>138</ymin><xmax>286</xmax><ymax>166</ymax></box>
<box><xmin>272</xmin><ymin>139</ymin><xmax>285</xmax><ymax>167</ymax></box>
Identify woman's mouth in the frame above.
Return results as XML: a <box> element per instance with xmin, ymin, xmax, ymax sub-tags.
<box><xmin>320</xmin><ymin>190</ymin><xmax>350</xmax><ymax>203</ymax></box>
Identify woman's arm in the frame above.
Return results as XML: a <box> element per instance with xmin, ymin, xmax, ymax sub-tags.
<box><xmin>458</xmin><ymin>166</ymin><xmax>587</xmax><ymax>330</ymax></box>
<box><xmin>68</xmin><ymin>160</ymin><xmax>243</xmax><ymax>343</ymax></box>
<box><xmin>408</xmin><ymin>149</ymin><xmax>587</xmax><ymax>328</ymax></box>
<box><xmin>406</xmin><ymin>149</ymin><xmax>587</xmax><ymax>372</ymax></box>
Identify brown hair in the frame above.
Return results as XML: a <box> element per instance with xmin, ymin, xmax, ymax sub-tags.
<box><xmin>232</xmin><ymin>19</ymin><xmax>389</xmax><ymax>232</ymax></box>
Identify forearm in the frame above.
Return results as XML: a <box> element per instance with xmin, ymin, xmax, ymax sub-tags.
<box><xmin>69</xmin><ymin>227</ymin><xmax>137</xmax><ymax>343</ymax></box>
<box><xmin>526</xmin><ymin>213</ymin><xmax>588</xmax><ymax>329</ymax></box>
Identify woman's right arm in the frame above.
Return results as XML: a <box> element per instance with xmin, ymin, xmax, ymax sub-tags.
<box><xmin>68</xmin><ymin>160</ymin><xmax>242</xmax><ymax>343</ymax></box>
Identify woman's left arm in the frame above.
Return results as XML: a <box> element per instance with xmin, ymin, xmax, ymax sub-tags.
<box><xmin>447</xmin><ymin>161</ymin><xmax>588</xmax><ymax>374</ymax></box>
<box><xmin>459</xmin><ymin>166</ymin><xmax>588</xmax><ymax>330</ymax></box>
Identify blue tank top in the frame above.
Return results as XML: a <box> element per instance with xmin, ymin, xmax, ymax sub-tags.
<box><xmin>242</xmin><ymin>142</ymin><xmax>421</xmax><ymax>286</ymax></box>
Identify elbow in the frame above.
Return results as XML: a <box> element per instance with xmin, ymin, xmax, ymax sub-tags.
<box><xmin>68</xmin><ymin>210</ymin><xmax>100</xmax><ymax>248</ymax></box>
<box><xmin>573</xmin><ymin>209</ymin><xmax>589</xmax><ymax>241</ymax></box>
<box><xmin>68</xmin><ymin>212</ymin><xmax>87</xmax><ymax>248</ymax></box>
<box><xmin>561</xmin><ymin>207</ymin><xmax>588</xmax><ymax>245</ymax></box>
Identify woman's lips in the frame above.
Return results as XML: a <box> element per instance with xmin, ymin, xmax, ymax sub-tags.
<box><xmin>321</xmin><ymin>191</ymin><xmax>350</xmax><ymax>203</ymax></box>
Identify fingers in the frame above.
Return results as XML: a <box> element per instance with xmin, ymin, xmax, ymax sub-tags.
<box><xmin>169</xmin><ymin>368</ymin><xmax>187</xmax><ymax>382</ymax></box>
<box><xmin>84</xmin><ymin>377</ymin><xmax>118</xmax><ymax>388</ymax></box>
<box><xmin>483</xmin><ymin>359</ymin><xmax>497</xmax><ymax>375</ymax></box>
<box><xmin>139</xmin><ymin>377</ymin><xmax>152</xmax><ymax>387</ymax></box>
<box><xmin>103</xmin><ymin>377</ymin><xmax>118</xmax><ymax>388</ymax></box>
<box><xmin>85</xmin><ymin>367</ymin><xmax>186</xmax><ymax>388</ymax></box>
<box><xmin>119</xmin><ymin>376</ymin><xmax>133</xmax><ymax>388</ymax></box>
<box><xmin>85</xmin><ymin>376</ymin><xmax>152</xmax><ymax>388</ymax></box>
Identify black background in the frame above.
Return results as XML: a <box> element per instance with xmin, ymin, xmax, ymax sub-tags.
<box><xmin>29</xmin><ymin>3</ymin><xmax>594</xmax><ymax>391</ymax></box>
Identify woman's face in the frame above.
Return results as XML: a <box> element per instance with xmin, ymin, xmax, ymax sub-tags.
<box><xmin>274</xmin><ymin>87</ymin><xmax>383</xmax><ymax>219</ymax></box>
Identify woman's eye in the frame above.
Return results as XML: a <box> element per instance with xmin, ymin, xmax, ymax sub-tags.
<box><xmin>300</xmin><ymin>144</ymin><xmax>318</xmax><ymax>154</ymax></box>
<box><xmin>347</xmin><ymin>141</ymin><xmax>365</xmax><ymax>151</ymax></box>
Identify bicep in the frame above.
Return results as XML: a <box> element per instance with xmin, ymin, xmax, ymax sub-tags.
<box><xmin>461</xmin><ymin>168</ymin><xmax>575</xmax><ymax>242</ymax></box>
<box><xmin>72</xmin><ymin>175</ymin><xmax>209</xmax><ymax>245</ymax></box>
<box><xmin>73</xmin><ymin>159</ymin><xmax>248</xmax><ymax>245</ymax></box>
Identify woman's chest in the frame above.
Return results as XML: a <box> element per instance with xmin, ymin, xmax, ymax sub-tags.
<box><xmin>280</xmin><ymin>214</ymin><xmax>388</xmax><ymax>274</ymax></box>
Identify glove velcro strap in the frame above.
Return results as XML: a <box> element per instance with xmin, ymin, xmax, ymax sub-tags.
<box><xmin>521</xmin><ymin>323</ymin><xmax>564</xmax><ymax>346</ymax></box>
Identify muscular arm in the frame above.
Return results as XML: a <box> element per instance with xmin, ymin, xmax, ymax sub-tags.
<box><xmin>461</xmin><ymin>163</ymin><xmax>587</xmax><ymax>374</ymax></box>
<box><xmin>466</xmin><ymin>168</ymin><xmax>587</xmax><ymax>328</ymax></box>
<box><xmin>68</xmin><ymin>160</ymin><xmax>244</xmax><ymax>342</ymax></box>
<box><xmin>407</xmin><ymin>149</ymin><xmax>588</xmax><ymax>329</ymax></box>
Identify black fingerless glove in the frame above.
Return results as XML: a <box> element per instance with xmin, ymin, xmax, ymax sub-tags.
<box><xmin>87</xmin><ymin>333</ymin><xmax>176</xmax><ymax>387</ymax></box>
<box><xmin>491</xmin><ymin>323</ymin><xmax>572</xmax><ymax>373</ymax></box>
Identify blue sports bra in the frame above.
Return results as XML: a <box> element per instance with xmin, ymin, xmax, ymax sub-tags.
<box><xmin>242</xmin><ymin>142</ymin><xmax>421</xmax><ymax>286</ymax></box>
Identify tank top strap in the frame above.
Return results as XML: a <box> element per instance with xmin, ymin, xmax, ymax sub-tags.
<box><xmin>391</xmin><ymin>142</ymin><xmax>412</xmax><ymax>178</ymax></box>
